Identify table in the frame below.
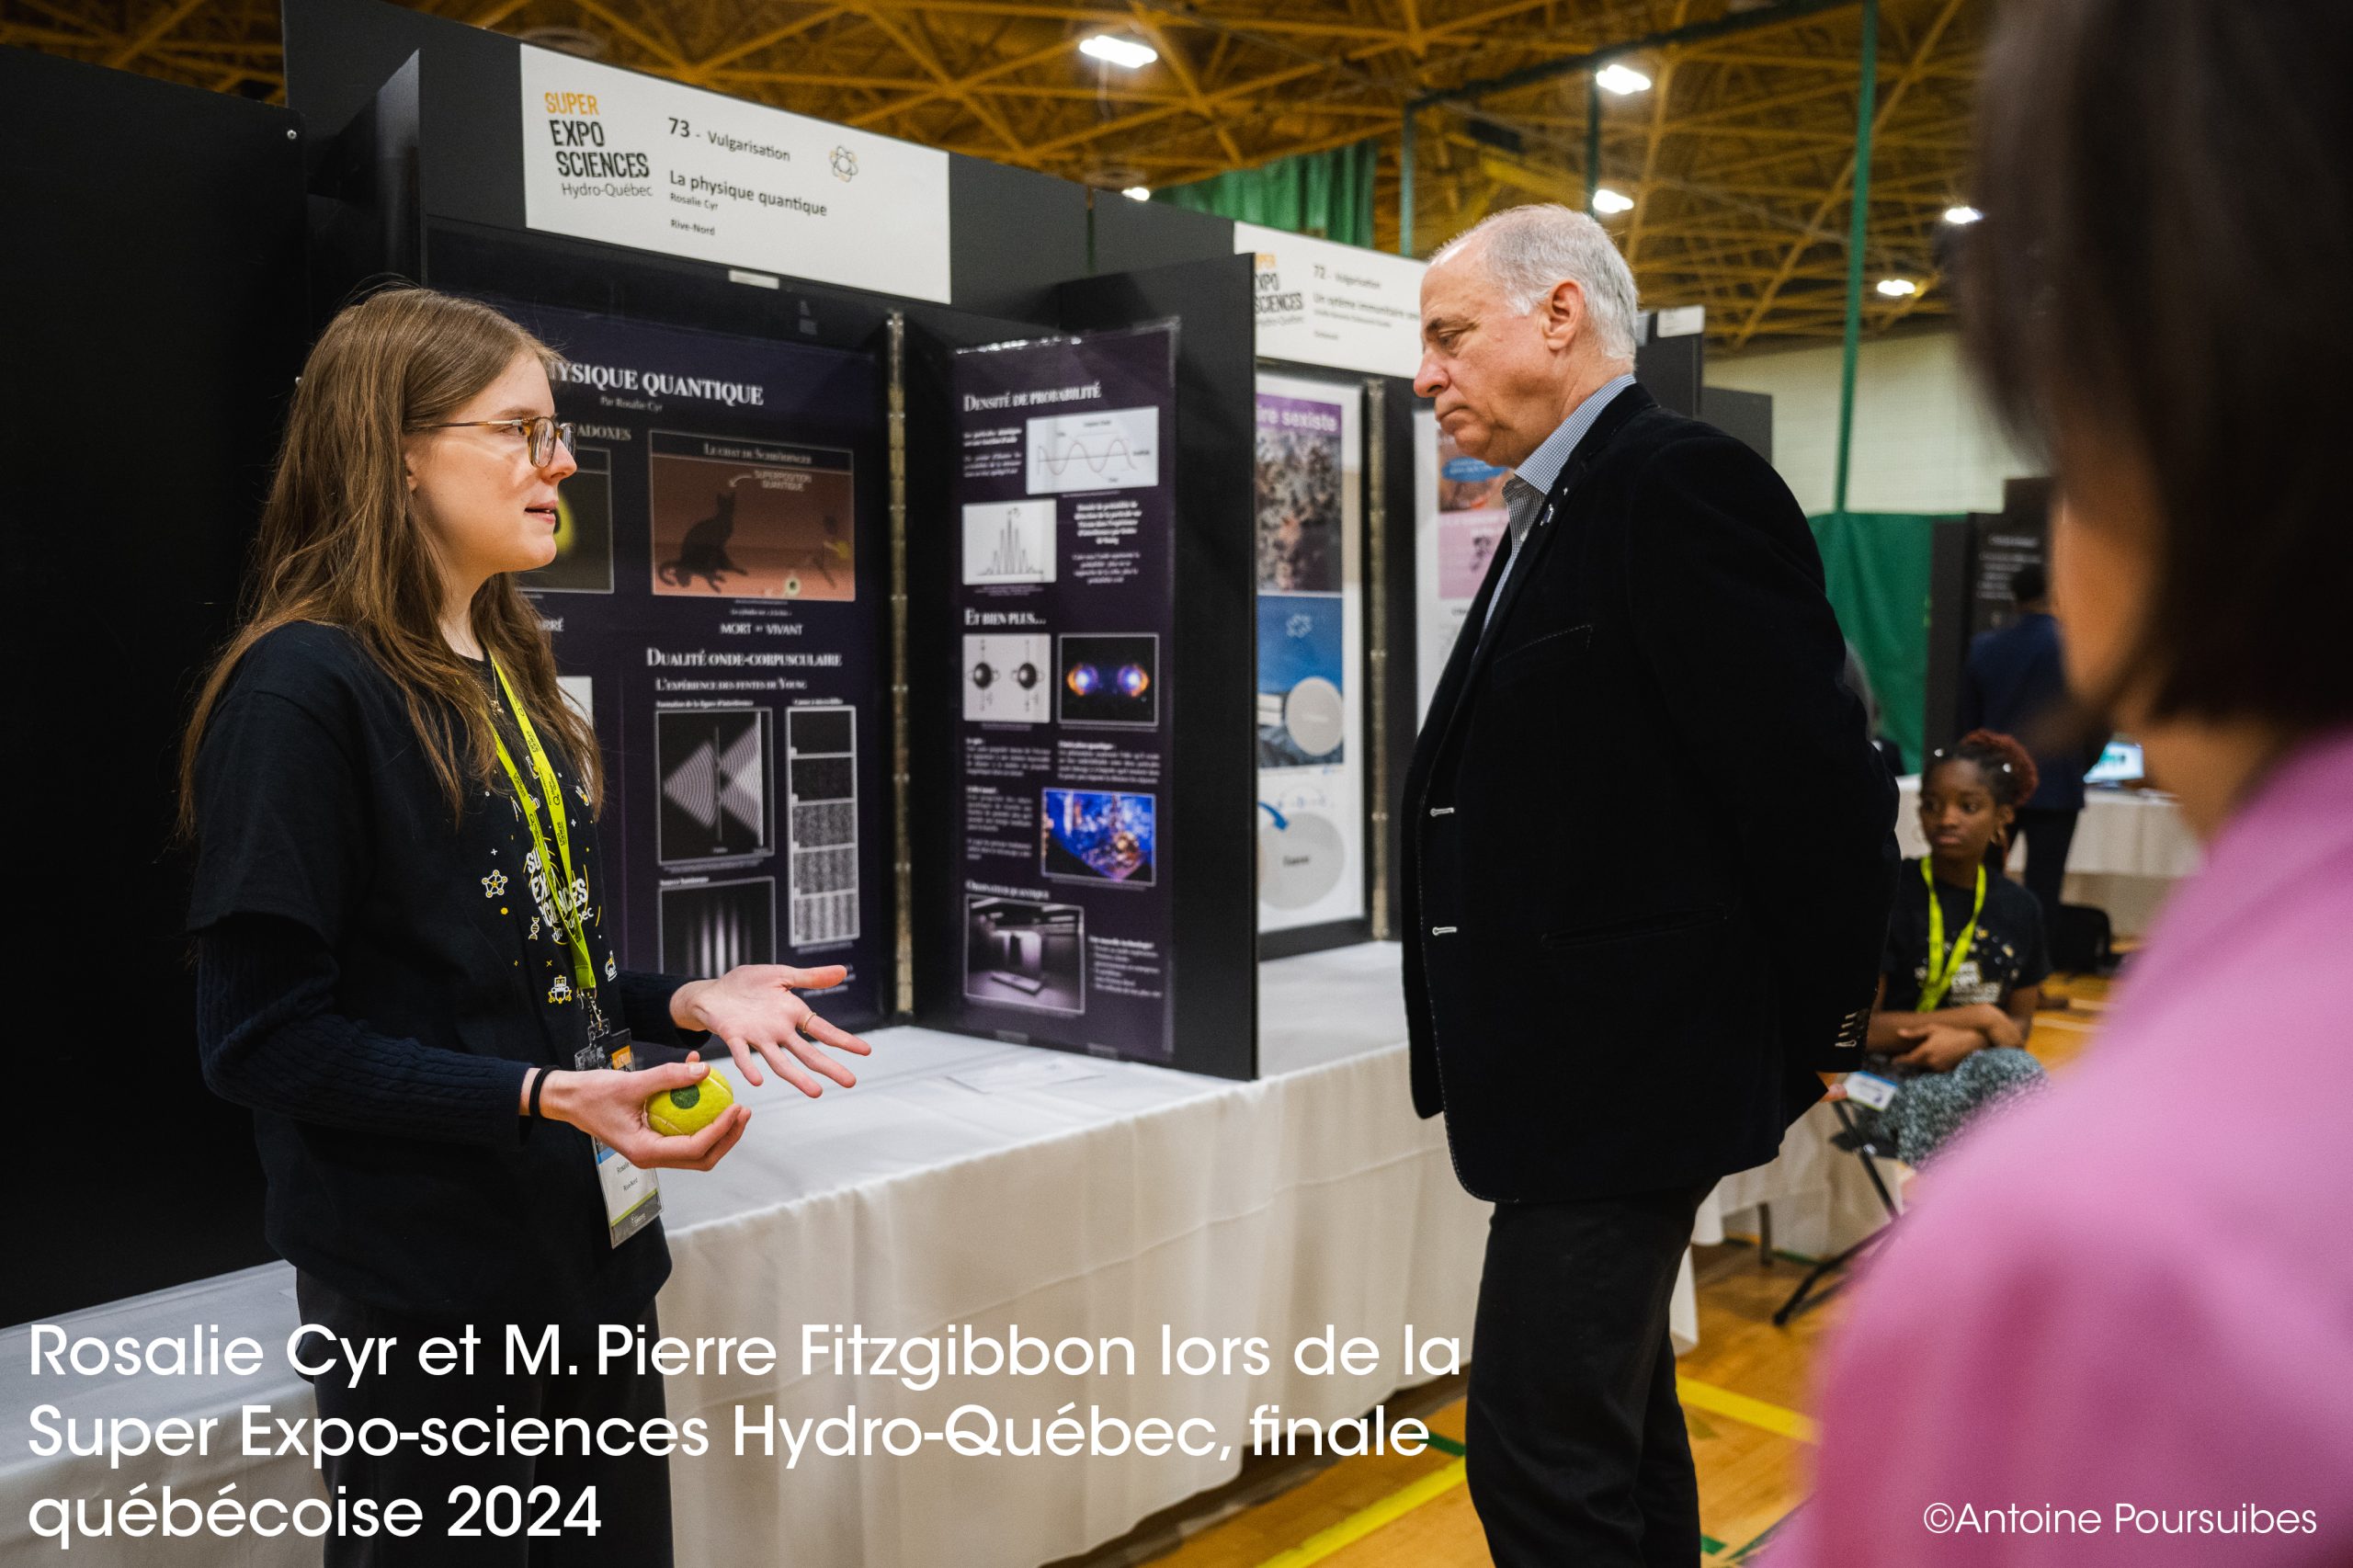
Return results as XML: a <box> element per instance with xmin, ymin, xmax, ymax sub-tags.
<box><xmin>1895</xmin><ymin>777</ymin><xmax>2199</xmax><ymax>934</ymax></box>
<box><xmin>0</xmin><ymin>945</ymin><xmax>1531</xmax><ymax>1568</ymax></box>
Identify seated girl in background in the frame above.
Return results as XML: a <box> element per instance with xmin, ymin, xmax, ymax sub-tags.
<box><xmin>1849</xmin><ymin>730</ymin><xmax>2051</xmax><ymax>1165</ymax></box>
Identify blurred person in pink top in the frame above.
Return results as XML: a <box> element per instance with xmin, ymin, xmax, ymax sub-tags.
<box><xmin>1770</xmin><ymin>0</ymin><xmax>2353</xmax><ymax>1563</ymax></box>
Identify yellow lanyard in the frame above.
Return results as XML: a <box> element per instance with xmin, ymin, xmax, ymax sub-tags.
<box><xmin>488</xmin><ymin>658</ymin><xmax>597</xmax><ymax>995</ymax></box>
<box><xmin>1918</xmin><ymin>858</ymin><xmax>1986</xmax><ymax>1013</ymax></box>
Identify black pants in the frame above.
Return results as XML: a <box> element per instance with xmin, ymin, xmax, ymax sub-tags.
<box><xmin>295</xmin><ymin>1272</ymin><xmax>674</xmax><ymax>1568</ymax></box>
<box><xmin>1465</xmin><ymin>1185</ymin><xmax>1709</xmax><ymax>1568</ymax></box>
<box><xmin>2012</xmin><ymin>806</ymin><xmax>2080</xmax><ymax>923</ymax></box>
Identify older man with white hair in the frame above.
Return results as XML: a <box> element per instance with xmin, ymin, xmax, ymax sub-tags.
<box><xmin>1400</xmin><ymin>205</ymin><xmax>1896</xmax><ymax>1563</ymax></box>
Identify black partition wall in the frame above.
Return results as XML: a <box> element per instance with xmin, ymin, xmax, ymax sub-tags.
<box><xmin>4</xmin><ymin>47</ymin><xmax>309</xmax><ymax>1323</ymax></box>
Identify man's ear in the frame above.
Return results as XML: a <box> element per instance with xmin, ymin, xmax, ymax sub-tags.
<box><xmin>1541</xmin><ymin>278</ymin><xmax>1586</xmax><ymax>351</ymax></box>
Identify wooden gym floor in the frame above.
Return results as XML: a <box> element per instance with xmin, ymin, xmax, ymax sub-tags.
<box><xmin>1077</xmin><ymin>973</ymin><xmax>2115</xmax><ymax>1568</ymax></box>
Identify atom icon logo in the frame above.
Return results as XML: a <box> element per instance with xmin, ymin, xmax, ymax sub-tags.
<box><xmin>829</xmin><ymin>145</ymin><xmax>858</xmax><ymax>182</ymax></box>
<box><xmin>482</xmin><ymin>869</ymin><xmax>509</xmax><ymax>898</ymax></box>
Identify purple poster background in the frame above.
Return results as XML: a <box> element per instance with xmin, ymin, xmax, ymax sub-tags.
<box><xmin>496</xmin><ymin>300</ymin><xmax>892</xmax><ymax>1029</ymax></box>
<box><xmin>948</xmin><ymin>324</ymin><xmax>1179</xmax><ymax>1061</ymax></box>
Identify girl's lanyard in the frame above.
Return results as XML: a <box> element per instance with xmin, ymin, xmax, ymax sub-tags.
<box><xmin>1917</xmin><ymin>858</ymin><xmax>1987</xmax><ymax>1013</ymax></box>
<box><xmin>491</xmin><ymin>659</ymin><xmax>656</xmax><ymax>1248</ymax></box>
<box><xmin>488</xmin><ymin>659</ymin><xmax>608</xmax><ymax>1041</ymax></box>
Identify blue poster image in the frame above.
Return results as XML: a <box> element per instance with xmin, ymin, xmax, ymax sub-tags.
<box><xmin>1040</xmin><ymin>789</ymin><xmax>1157</xmax><ymax>885</ymax></box>
<box><xmin>1257</xmin><ymin>594</ymin><xmax>1347</xmax><ymax>767</ymax></box>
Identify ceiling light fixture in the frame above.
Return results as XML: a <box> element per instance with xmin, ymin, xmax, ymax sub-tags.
<box><xmin>1591</xmin><ymin>187</ymin><xmax>1635</xmax><ymax>215</ymax></box>
<box><xmin>1079</xmin><ymin>35</ymin><xmax>1158</xmax><ymax>69</ymax></box>
<box><xmin>1121</xmin><ymin>186</ymin><xmax>1152</xmax><ymax>201</ymax></box>
<box><xmin>1941</xmin><ymin>204</ymin><xmax>1984</xmax><ymax>225</ymax></box>
<box><xmin>1595</xmin><ymin>62</ymin><xmax>1653</xmax><ymax>96</ymax></box>
<box><xmin>1876</xmin><ymin>278</ymin><xmax>1918</xmax><ymax>297</ymax></box>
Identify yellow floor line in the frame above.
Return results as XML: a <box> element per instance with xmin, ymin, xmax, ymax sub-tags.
<box><xmin>1247</xmin><ymin>1380</ymin><xmax>1815</xmax><ymax>1565</ymax></box>
<box><xmin>1252</xmin><ymin>1459</ymin><xmax>1469</xmax><ymax>1567</ymax></box>
<box><xmin>1677</xmin><ymin>1377</ymin><xmax>1819</xmax><ymax>1445</ymax></box>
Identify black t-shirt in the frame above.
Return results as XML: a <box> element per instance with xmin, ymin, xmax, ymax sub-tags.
<box><xmin>1880</xmin><ymin>858</ymin><xmax>2051</xmax><ymax>1013</ymax></box>
<box><xmin>189</xmin><ymin>622</ymin><xmax>678</xmax><ymax>1324</ymax></box>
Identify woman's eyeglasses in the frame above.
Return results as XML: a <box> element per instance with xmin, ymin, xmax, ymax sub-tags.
<box><xmin>419</xmin><ymin>415</ymin><xmax>576</xmax><ymax>466</ymax></box>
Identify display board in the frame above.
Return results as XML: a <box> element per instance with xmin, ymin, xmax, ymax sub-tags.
<box><xmin>502</xmin><ymin>300</ymin><xmax>894</xmax><ymax>1028</ymax></box>
<box><xmin>941</xmin><ymin>324</ymin><xmax>1183</xmax><ymax>1062</ymax></box>
<box><xmin>1254</xmin><ymin>371</ymin><xmax>1366</xmax><ymax>934</ymax></box>
<box><xmin>1413</xmin><ymin>411</ymin><xmax>1506</xmax><ymax>718</ymax></box>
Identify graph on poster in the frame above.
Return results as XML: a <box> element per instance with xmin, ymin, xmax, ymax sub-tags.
<box><xmin>1026</xmin><ymin>406</ymin><xmax>1158</xmax><ymax>494</ymax></box>
<box><xmin>963</xmin><ymin>499</ymin><xmax>1057</xmax><ymax>585</ymax></box>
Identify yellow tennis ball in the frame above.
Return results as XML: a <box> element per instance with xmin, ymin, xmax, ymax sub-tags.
<box><xmin>646</xmin><ymin>1066</ymin><xmax>734</xmax><ymax>1137</ymax></box>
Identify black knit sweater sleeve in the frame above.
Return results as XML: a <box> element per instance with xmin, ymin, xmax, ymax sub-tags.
<box><xmin>608</xmin><ymin>968</ymin><xmax>709</xmax><ymax>1049</ymax></box>
<box><xmin>197</xmin><ymin>913</ymin><xmax>531</xmax><ymax>1146</ymax></box>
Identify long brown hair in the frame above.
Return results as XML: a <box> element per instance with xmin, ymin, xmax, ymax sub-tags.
<box><xmin>1962</xmin><ymin>0</ymin><xmax>2353</xmax><ymax>733</ymax></box>
<box><xmin>178</xmin><ymin>285</ymin><xmax>602</xmax><ymax>834</ymax></box>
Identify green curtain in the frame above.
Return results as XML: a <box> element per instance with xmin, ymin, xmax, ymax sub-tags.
<box><xmin>1153</xmin><ymin>140</ymin><xmax>1379</xmax><ymax>248</ymax></box>
<box><xmin>1808</xmin><ymin>512</ymin><xmax>1949</xmax><ymax>774</ymax></box>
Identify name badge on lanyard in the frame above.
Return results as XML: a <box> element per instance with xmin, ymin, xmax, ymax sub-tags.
<box><xmin>576</xmin><ymin>995</ymin><xmax>659</xmax><ymax>1249</ymax></box>
<box><xmin>494</xmin><ymin>659</ymin><xmax>660</xmax><ymax>1250</ymax></box>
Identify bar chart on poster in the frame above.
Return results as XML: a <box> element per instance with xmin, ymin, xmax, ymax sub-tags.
<box><xmin>501</xmin><ymin>298</ymin><xmax>892</xmax><ymax>1028</ymax></box>
<box><xmin>944</xmin><ymin>324</ymin><xmax>1181</xmax><ymax>1062</ymax></box>
<box><xmin>1254</xmin><ymin>370</ymin><xmax>1365</xmax><ymax>933</ymax></box>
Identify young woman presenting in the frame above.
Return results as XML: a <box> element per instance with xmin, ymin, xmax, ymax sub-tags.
<box><xmin>181</xmin><ymin>286</ymin><xmax>871</xmax><ymax>1565</ymax></box>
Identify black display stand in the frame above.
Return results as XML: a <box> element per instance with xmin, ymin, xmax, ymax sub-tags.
<box><xmin>290</xmin><ymin>0</ymin><xmax>1265</xmax><ymax>1082</ymax></box>
<box><xmin>4</xmin><ymin>47</ymin><xmax>308</xmax><ymax>1323</ymax></box>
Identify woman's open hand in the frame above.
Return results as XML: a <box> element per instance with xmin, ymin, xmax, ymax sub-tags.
<box><xmin>539</xmin><ymin>1052</ymin><xmax>751</xmax><ymax>1170</ymax></box>
<box><xmin>670</xmin><ymin>964</ymin><xmax>874</xmax><ymax>1098</ymax></box>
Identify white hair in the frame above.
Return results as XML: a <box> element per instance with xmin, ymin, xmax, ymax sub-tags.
<box><xmin>1432</xmin><ymin>204</ymin><xmax>1641</xmax><ymax>363</ymax></box>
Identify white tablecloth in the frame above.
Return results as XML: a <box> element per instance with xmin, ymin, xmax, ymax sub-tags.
<box><xmin>6</xmin><ymin>945</ymin><xmax>1591</xmax><ymax>1568</ymax></box>
<box><xmin>1895</xmin><ymin>777</ymin><xmax>2199</xmax><ymax>934</ymax></box>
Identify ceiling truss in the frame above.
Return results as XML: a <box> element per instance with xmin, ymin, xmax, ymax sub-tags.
<box><xmin>6</xmin><ymin>0</ymin><xmax>1985</xmax><ymax>346</ymax></box>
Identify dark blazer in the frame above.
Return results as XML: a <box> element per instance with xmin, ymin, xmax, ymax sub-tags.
<box><xmin>1960</xmin><ymin>612</ymin><xmax>2086</xmax><ymax>811</ymax></box>
<box><xmin>1401</xmin><ymin>385</ymin><xmax>1898</xmax><ymax>1202</ymax></box>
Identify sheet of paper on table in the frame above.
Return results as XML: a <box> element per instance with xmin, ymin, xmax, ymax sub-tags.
<box><xmin>949</xmin><ymin>1055</ymin><xmax>1108</xmax><ymax>1094</ymax></box>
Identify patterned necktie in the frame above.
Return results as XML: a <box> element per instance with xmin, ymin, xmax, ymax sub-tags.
<box><xmin>1481</xmin><ymin>476</ymin><xmax>1546</xmax><ymax>639</ymax></box>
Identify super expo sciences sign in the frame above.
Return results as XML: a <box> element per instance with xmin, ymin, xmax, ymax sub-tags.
<box><xmin>519</xmin><ymin>48</ymin><xmax>951</xmax><ymax>303</ymax></box>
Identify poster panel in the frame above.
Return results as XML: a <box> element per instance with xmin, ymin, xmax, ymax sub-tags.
<box><xmin>502</xmin><ymin>300</ymin><xmax>892</xmax><ymax>1027</ymax></box>
<box><xmin>1414</xmin><ymin>410</ymin><xmax>1507</xmax><ymax>718</ymax></box>
<box><xmin>947</xmin><ymin>325</ymin><xmax>1180</xmax><ymax>1062</ymax></box>
<box><xmin>1254</xmin><ymin>371</ymin><xmax>1365</xmax><ymax>933</ymax></box>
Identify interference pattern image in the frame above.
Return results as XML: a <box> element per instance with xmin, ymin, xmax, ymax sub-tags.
<box><xmin>963</xmin><ymin>896</ymin><xmax>1086</xmax><ymax>1014</ymax></box>
<box><xmin>1025</xmin><ymin>406</ymin><xmax>1159</xmax><ymax>494</ymax></box>
<box><xmin>648</xmin><ymin>429</ymin><xmax>856</xmax><ymax>600</ymax></box>
<box><xmin>787</xmin><ymin>705</ymin><xmax>859</xmax><ymax>946</ymax></box>
<box><xmin>961</xmin><ymin>498</ymin><xmax>1056</xmax><ymax>585</ymax></box>
<box><xmin>661</xmin><ymin>878</ymin><xmax>776</xmax><ymax>975</ymax></box>
<box><xmin>523</xmin><ymin>443</ymin><xmax>615</xmax><ymax>595</ymax></box>
<box><xmin>965</xmin><ymin>633</ymin><xmax>1050</xmax><ymax>723</ymax></box>
<box><xmin>656</xmin><ymin>707</ymin><xmax>772</xmax><ymax>865</ymax></box>
<box><xmin>1040</xmin><ymin>788</ymin><xmax>1156</xmax><ymax>885</ymax></box>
